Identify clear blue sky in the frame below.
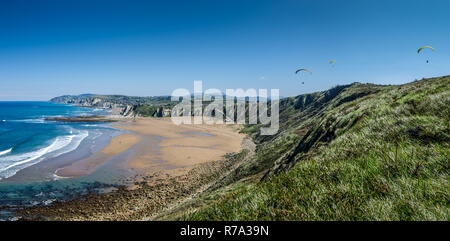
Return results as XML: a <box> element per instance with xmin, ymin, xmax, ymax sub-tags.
<box><xmin>1</xmin><ymin>0</ymin><xmax>449</xmax><ymax>100</ymax></box>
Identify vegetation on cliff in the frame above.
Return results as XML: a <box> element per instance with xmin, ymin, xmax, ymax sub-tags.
<box><xmin>180</xmin><ymin>76</ymin><xmax>449</xmax><ymax>221</ymax></box>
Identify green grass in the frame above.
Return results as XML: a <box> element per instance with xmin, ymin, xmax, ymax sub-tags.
<box><xmin>182</xmin><ymin>76</ymin><xmax>449</xmax><ymax>221</ymax></box>
<box><xmin>135</xmin><ymin>105</ymin><xmax>160</xmax><ymax>117</ymax></box>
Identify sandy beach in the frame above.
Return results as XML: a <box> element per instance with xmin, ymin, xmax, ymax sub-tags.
<box><xmin>56</xmin><ymin>118</ymin><xmax>245</xmax><ymax>179</ymax></box>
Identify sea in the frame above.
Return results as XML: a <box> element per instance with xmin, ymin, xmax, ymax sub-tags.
<box><xmin>0</xmin><ymin>101</ymin><xmax>129</xmax><ymax>220</ymax></box>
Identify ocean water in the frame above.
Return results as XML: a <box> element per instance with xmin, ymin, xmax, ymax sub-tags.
<box><xmin>0</xmin><ymin>102</ymin><xmax>111</xmax><ymax>180</ymax></box>
<box><xmin>0</xmin><ymin>102</ymin><xmax>130</xmax><ymax>219</ymax></box>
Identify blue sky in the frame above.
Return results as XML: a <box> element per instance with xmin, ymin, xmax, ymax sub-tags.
<box><xmin>0</xmin><ymin>0</ymin><xmax>449</xmax><ymax>100</ymax></box>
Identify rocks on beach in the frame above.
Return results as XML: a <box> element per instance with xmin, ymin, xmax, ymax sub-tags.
<box><xmin>45</xmin><ymin>116</ymin><xmax>119</xmax><ymax>123</ymax></box>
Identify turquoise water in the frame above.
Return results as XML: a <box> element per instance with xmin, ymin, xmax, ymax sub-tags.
<box><xmin>0</xmin><ymin>102</ymin><xmax>127</xmax><ymax>220</ymax></box>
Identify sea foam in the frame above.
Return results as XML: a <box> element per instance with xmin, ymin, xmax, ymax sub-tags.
<box><xmin>0</xmin><ymin>148</ymin><xmax>12</xmax><ymax>156</ymax></box>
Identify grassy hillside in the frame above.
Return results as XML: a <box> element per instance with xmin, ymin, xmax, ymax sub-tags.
<box><xmin>181</xmin><ymin>76</ymin><xmax>449</xmax><ymax>221</ymax></box>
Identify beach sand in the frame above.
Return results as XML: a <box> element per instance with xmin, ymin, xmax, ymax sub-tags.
<box><xmin>56</xmin><ymin>133</ymin><xmax>142</xmax><ymax>177</ymax></box>
<box><xmin>56</xmin><ymin>118</ymin><xmax>245</xmax><ymax>179</ymax></box>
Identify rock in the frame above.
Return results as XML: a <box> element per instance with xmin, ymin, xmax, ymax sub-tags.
<box><xmin>45</xmin><ymin>116</ymin><xmax>118</xmax><ymax>123</ymax></box>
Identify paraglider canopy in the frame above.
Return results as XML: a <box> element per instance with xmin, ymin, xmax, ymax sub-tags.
<box><xmin>329</xmin><ymin>60</ymin><xmax>335</xmax><ymax>64</ymax></box>
<box><xmin>417</xmin><ymin>46</ymin><xmax>435</xmax><ymax>53</ymax></box>
<box><xmin>295</xmin><ymin>68</ymin><xmax>312</xmax><ymax>74</ymax></box>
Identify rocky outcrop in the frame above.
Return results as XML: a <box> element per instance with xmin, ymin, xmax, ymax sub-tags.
<box><xmin>120</xmin><ymin>105</ymin><xmax>135</xmax><ymax>116</ymax></box>
<box><xmin>151</xmin><ymin>107</ymin><xmax>171</xmax><ymax>117</ymax></box>
<box><xmin>45</xmin><ymin>116</ymin><xmax>118</xmax><ymax>123</ymax></box>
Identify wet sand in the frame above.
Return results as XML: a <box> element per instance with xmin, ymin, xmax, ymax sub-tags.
<box><xmin>56</xmin><ymin>118</ymin><xmax>245</xmax><ymax>179</ymax></box>
<box><xmin>56</xmin><ymin>133</ymin><xmax>141</xmax><ymax>177</ymax></box>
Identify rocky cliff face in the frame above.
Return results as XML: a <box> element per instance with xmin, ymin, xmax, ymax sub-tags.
<box><xmin>120</xmin><ymin>105</ymin><xmax>135</xmax><ymax>117</ymax></box>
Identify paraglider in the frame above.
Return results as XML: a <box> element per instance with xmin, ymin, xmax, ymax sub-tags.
<box><xmin>329</xmin><ymin>60</ymin><xmax>336</xmax><ymax>68</ymax></box>
<box><xmin>295</xmin><ymin>68</ymin><xmax>311</xmax><ymax>84</ymax></box>
<box><xmin>417</xmin><ymin>46</ymin><xmax>435</xmax><ymax>63</ymax></box>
